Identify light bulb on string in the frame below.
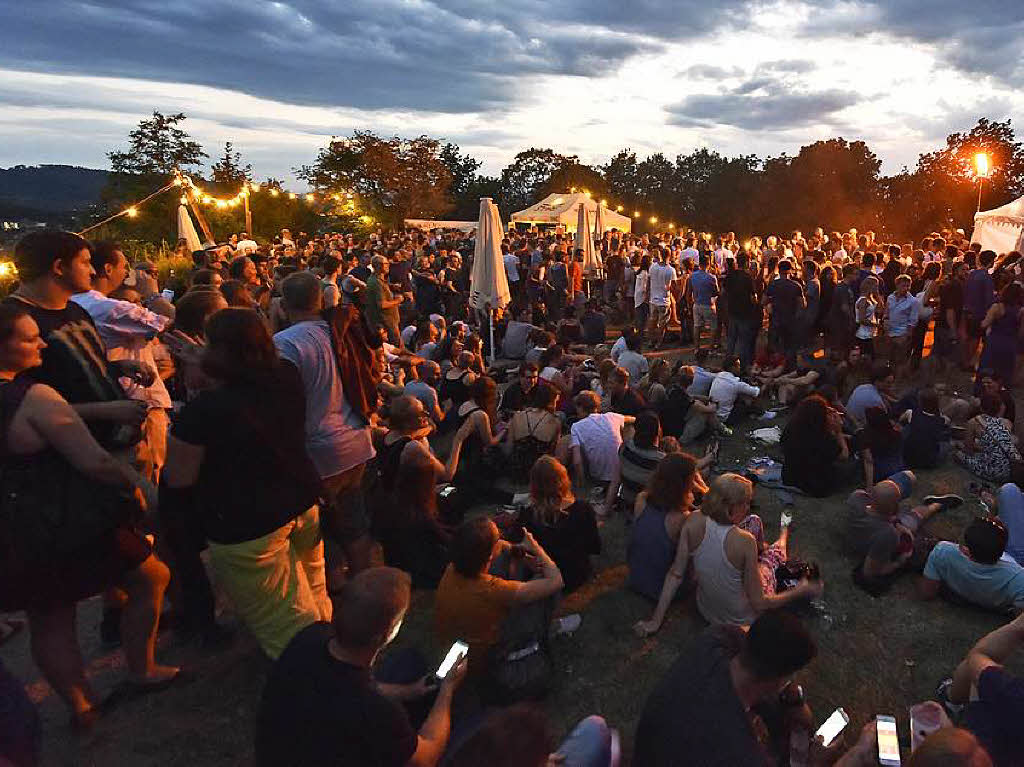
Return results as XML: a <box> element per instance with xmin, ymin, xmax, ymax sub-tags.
<box><xmin>126</xmin><ymin>206</ymin><xmax>138</xmax><ymax>218</ymax></box>
<box><xmin>289</xmin><ymin>193</ymin><xmax>297</xmax><ymax>200</ymax></box>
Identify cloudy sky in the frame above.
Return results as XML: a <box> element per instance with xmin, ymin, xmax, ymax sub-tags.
<box><xmin>1</xmin><ymin>0</ymin><xmax>1022</xmax><ymax>184</ymax></box>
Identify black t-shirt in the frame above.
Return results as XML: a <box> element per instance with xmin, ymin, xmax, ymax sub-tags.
<box><xmin>610</xmin><ymin>387</ymin><xmax>647</xmax><ymax>417</ymax></box>
<box><xmin>4</xmin><ymin>296</ymin><xmax>129</xmax><ymax>447</ymax></box>
<box><xmin>499</xmin><ymin>379</ymin><xmax>556</xmax><ymax>414</ymax></box>
<box><xmin>938</xmin><ymin>278</ymin><xmax>964</xmax><ymax>327</ymax></box>
<box><xmin>724</xmin><ymin>270</ymin><xmax>757</xmax><ymax>321</ymax></box>
<box><xmin>634</xmin><ymin>626</ymin><xmax>772</xmax><ymax>766</ymax></box>
<box><xmin>658</xmin><ymin>385</ymin><xmax>694</xmax><ymax>437</ymax></box>
<box><xmin>520</xmin><ymin>500</ymin><xmax>601</xmax><ymax>592</ymax></box>
<box><xmin>581</xmin><ymin>310</ymin><xmax>607</xmax><ymax>345</ymax></box>
<box><xmin>255</xmin><ymin>622</ymin><xmax>418</xmax><ymax>767</ymax></box>
<box><xmin>765</xmin><ymin>277</ymin><xmax>805</xmax><ymax>322</ymax></box>
<box><xmin>781</xmin><ymin>423</ymin><xmax>842</xmax><ymax>497</ymax></box>
<box><xmin>172</xmin><ymin>363</ymin><xmax>320</xmax><ymax>543</ymax></box>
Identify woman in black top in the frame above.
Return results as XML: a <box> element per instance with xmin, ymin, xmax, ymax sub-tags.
<box><xmin>519</xmin><ymin>456</ymin><xmax>601</xmax><ymax>592</ymax></box>
<box><xmin>780</xmin><ymin>394</ymin><xmax>850</xmax><ymax>497</ymax></box>
<box><xmin>451</xmin><ymin>376</ymin><xmax>512</xmax><ymax>504</ymax></box>
<box><xmin>164</xmin><ymin>308</ymin><xmax>330</xmax><ymax>660</ymax></box>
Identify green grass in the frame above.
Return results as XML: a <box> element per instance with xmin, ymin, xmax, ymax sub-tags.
<box><xmin>14</xmin><ymin>365</ymin><xmax>1024</xmax><ymax>765</ymax></box>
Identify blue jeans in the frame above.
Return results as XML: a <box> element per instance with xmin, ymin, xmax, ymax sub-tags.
<box><xmin>727</xmin><ymin>316</ymin><xmax>757</xmax><ymax>370</ymax></box>
<box><xmin>554</xmin><ymin>716</ymin><xmax>614</xmax><ymax>767</ymax></box>
<box><xmin>998</xmin><ymin>483</ymin><xmax>1024</xmax><ymax>566</ymax></box>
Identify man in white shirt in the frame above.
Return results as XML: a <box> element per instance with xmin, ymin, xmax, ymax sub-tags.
<box><xmin>569</xmin><ymin>390</ymin><xmax>632</xmax><ymax>488</ymax></box>
<box><xmin>713</xmin><ymin>238</ymin><xmax>732</xmax><ymax>274</ymax></box>
<box><xmin>647</xmin><ymin>249</ymin><xmax>677</xmax><ymax>349</ymax></box>
<box><xmin>72</xmin><ymin>241</ymin><xmax>171</xmax><ymax>482</ymax></box>
<box><xmin>274</xmin><ymin>272</ymin><xmax>376</xmax><ymax>576</ymax></box>
<box><xmin>235</xmin><ymin>232</ymin><xmax>258</xmax><ymax>256</ymax></box>
<box><xmin>709</xmin><ymin>355</ymin><xmax>760</xmax><ymax>425</ymax></box>
<box><xmin>680</xmin><ymin>237</ymin><xmax>699</xmax><ymax>265</ymax></box>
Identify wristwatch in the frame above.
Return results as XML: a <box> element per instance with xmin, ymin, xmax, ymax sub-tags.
<box><xmin>779</xmin><ymin>682</ymin><xmax>805</xmax><ymax>707</ymax></box>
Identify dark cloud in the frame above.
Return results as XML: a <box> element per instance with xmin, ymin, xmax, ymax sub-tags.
<box><xmin>679</xmin><ymin>64</ymin><xmax>744</xmax><ymax>80</ymax></box>
<box><xmin>0</xmin><ymin>0</ymin><xmax>759</xmax><ymax>115</ymax></box>
<box><xmin>666</xmin><ymin>72</ymin><xmax>860</xmax><ymax>130</ymax></box>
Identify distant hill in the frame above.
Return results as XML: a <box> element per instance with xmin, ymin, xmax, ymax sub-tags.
<box><xmin>0</xmin><ymin>164</ymin><xmax>109</xmax><ymax>218</ymax></box>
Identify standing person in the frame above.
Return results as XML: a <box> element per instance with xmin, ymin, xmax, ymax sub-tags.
<box><xmin>854</xmin><ymin>275</ymin><xmax>881</xmax><ymax>358</ymax></box>
<box><xmin>366</xmin><ymin>255</ymin><xmax>404</xmax><ymax>346</ymax></box>
<box><xmin>978</xmin><ymin>282</ymin><xmax>1023</xmax><ymax>388</ymax></box>
<box><xmin>274</xmin><ymin>272</ymin><xmax>377</xmax><ymax>577</ymax></box>
<box><xmin>724</xmin><ymin>252</ymin><xmax>758</xmax><ymax>370</ymax></box>
<box><xmin>762</xmin><ymin>261</ymin><xmax>805</xmax><ymax>366</ymax></box>
<box><xmin>633</xmin><ymin>254</ymin><xmax>651</xmax><ymax>342</ymax></box>
<box><xmin>800</xmin><ymin>260</ymin><xmax>820</xmax><ymax>351</ymax></box>
<box><xmin>648</xmin><ymin>249</ymin><xmax>677</xmax><ymax>350</ymax></box>
<box><xmin>826</xmin><ymin>264</ymin><xmax>858</xmax><ymax>356</ymax></box>
<box><xmin>71</xmin><ymin>240</ymin><xmax>173</xmax><ymax>484</ymax></box>
<box><xmin>963</xmin><ymin>250</ymin><xmax>996</xmax><ymax>370</ymax></box>
<box><xmin>689</xmin><ymin>255</ymin><xmax>719</xmax><ymax>356</ymax></box>
<box><xmin>885</xmin><ymin>274</ymin><xmax>920</xmax><ymax>379</ymax></box>
<box><xmin>502</xmin><ymin>243</ymin><xmax>521</xmax><ymax>309</ymax></box>
<box><xmin>163</xmin><ymin>309</ymin><xmax>332</xmax><ymax>659</ymax></box>
<box><xmin>320</xmin><ymin>255</ymin><xmax>343</xmax><ymax>309</ymax></box>
<box><xmin>0</xmin><ymin>302</ymin><xmax>178</xmax><ymax>727</ymax></box>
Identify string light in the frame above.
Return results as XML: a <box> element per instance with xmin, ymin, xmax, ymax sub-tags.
<box><xmin>305</xmin><ymin>193</ymin><xmax>315</xmax><ymax>202</ymax></box>
<box><xmin>649</xmin><ymin>216</ymin><xmax>658</xmax><ymax>224</ymax></box>
<box><xmin>289</xmin><ymin>193</ymin><xmax>297</xmax><ymax>200</ymax></box>
<box><xmin>616</xmin><ymin>205</ymin><xmax>624</xmax><ymax>212</ymax></box>
<box><xmin>633</xmin><ymin>211</ymin><xmax>640</xmax><ymax>218</ymax></box>
<box><xmin>126</xmin><ymin>206</ymin><xmax>138</xmax><ymax>218</ymax></box>
<box><xmin>270</xmin><ymin>189</ymin><xmax>280</xmax><ymax>197</ymax></box>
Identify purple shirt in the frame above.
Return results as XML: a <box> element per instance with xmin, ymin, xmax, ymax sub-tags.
<box><xmin>964</xmin><ymin>268</ymin><xmax>995</xmax><ymax>319</ymax></box>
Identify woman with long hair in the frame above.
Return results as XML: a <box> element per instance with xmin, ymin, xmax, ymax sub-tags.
<box><xmin>860</xmin><ymin>405</ymin><xmax>905</xmax><ymax>487</ymax></box>
<box><xmin>504</xmin><ymin>382</ymin><xmax>563</xmax><ymax>482</ymax></box>
<box><xmin>635</xmin><ymin>473</ymin><xmax>823</xmax><ymax>635</ymax></box>
<box><xmin>627</xmin><ymin>452</ymin><xmax>703</xmax><ymax>602</ymax></box>
<box><xmin>780</xmin><ymin>394</ymin><xmax>850</xmax><ymax>497</ymax></box>
<box><xmin>450</xmin><ymin>376</ymin><xmax>511</xmax><ymax>504</ymax></box>
<box><xmin>163</xmin><ymin>309</ymin><xmax>331</xmax><ymax>659</ymax></box>
<box><xmin>854</xmin><ymin>275</ymin><xmax>880</xmax><ymax>357</ymax></box>
<box><xmin>978</xmin><ymin>281</ymin><xmax>1024</xmax><ymax>387</ymax></box>
<box><xmin>0</xmin><ymin>304</ymin><xmax>176</xmax><ymax>725</ymax></box>
<box><xmin>519</xmin><ymin>456</ymin><xmax>601</xmax><ymax>593</ymax></box>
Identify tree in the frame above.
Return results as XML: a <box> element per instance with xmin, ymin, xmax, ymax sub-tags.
<box><xmin>538</xmin><ymin>162</ymin><xmax>608</xmax><ymax>201</ymax></box>
<box><xmin>107</xmin><ymin>111</ymin><xmax>207</xmax><ymax>176</ymax></box>
<box><xmin>603</xmin><ymin>149</ymin><xmax>642</xmax><ymax>209</ymax></box>
<box><xmin>297</xmin><ymin>131</ymin><xmax>453</xmax><ymax>226</ymax></box>
<box><xmin>210</xmin><ymin>142</ymin><xmax>253</xmax><ymax>187</ymax></box>
<box><xmin>498</xmin><ymin>148</ymin><xmax>573</xmax><ymax>215</ymax></box>
<box><xmin>439</xmin><ymin>143</ymin><xmax>483</xmax><ymax>218</ymax></box>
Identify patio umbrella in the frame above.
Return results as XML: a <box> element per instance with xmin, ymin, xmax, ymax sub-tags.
<box><xmin>468</xmin><ymin>197</ymin><xmax>511</xmax><ymax>362</ymax></box>
<box><xmin>594</xmin><ymin>200</ymin><xmax>606</xmax><ymax>239</ymax></box>
<box><xmin>177</xmin><ymin>203</ymin><xmax>202</xmax><ymax>253</ymax></box>
<box><xmin>576</xmin><ymin>203</ymin><xmax>602</xmax><ymax>291</ymax></box>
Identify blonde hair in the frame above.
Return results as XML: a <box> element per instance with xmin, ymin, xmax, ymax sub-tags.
<box><xmin>701</xmin><ymin>473</ymin><xmax>753</xmax><ymax>525</ymax></box>
<box><xmin>529</xmin><ymin>456</ymin><xmax>574</xmax><ymax>526</ymax></box>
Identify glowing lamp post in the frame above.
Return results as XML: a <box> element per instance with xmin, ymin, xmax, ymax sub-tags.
<box><xmin>975</xmin><ymin>152</ymin><xmax>991</xmax><ymax>212</ymax></box>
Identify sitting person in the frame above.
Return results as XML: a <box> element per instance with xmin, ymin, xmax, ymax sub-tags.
<box><xmin>907</xmin><ymin>728</ymin><xmax>994</xmax><ymax>767</ymax></box>
<box><xmin>635</xmin><ymin>612</ymin><xmax>833</xmax><ymax>766</ymax></box>
<box><xmin>635</xmin><ymin>473</ymin><xmax>822</xmax><ymax>635</ymax></box>
<box><xmin>901</xmin><ymin>387</ymin><xmax>952</xmax><ymax>469</ymax></box>
<box><xmin>449</xmin><ymin>376</ymin><xmax>511</xmax><ymax>504</ymax></box>
<box><xmin>981</xmin><ymin>483</ymin><xmax>1024</xmax><ymax>566</ymax></box>
<box><xmin>499</xmin><ymin>360</ymin><xmax>554</xmax><ymax>417</ymax></box>
<box><xmin>945</xmin><ymin>611</ymin><xmax>1024</xmax><ymax>765</ymax></box>
<box><xmin>517</xmin><ymin>456</ymin><xmax>601</xmax><ymax>593</ymax></box>
<box><xmin>844</xmin><ymin>360</ymin><xmax>896</xmax><ymax>430</ymax></box>
<box><xmin>956</xmin><ymin>392</ymin><xmax>1021</xmax><ymax>484</ymax></box>
<box><xmin>768</xmin><ymin>350</ymin><xmax>822</xmax><ymax>405</ymax></box>
<box><xmin>255</xmin><ymin>567</ymin><xmax>467</xmax><ymax>767</ymax></box>
<box><xmin>438</xmin><ymin>350</ymin><xmax>476</xmax><ymax>410</ymax></box>
<box><xmin>781</xmin><ymin>394</ymin><xmax>851</xmax><ymax>497</ymax></box>
<box><xmin>607</xmin><ymin>365</ymin><xmax>647</xmax><ymax>417</ymax></box>
<box><xmin>637</xmin><ymin>358</ymin><xmax>670</xmax><ymax>407</ymax></box>
<box><xmin>860</xmin><ymin>405</ymin><xmax>906</xmax><ymax>488</ymax></box>
<box><xmin>846</xmin><ymin>473</ymin><xmax>959</xmax><ymax>587</ymax></box>
<box><xmin>615</xmin><ymin>331</ymin><xmax>649</xmax><ymax>384</ymax></box>
<box><xmin>503</xmin><ymin>383</ymin><xmax>563</xmax><ymax>483</ymax></box>
<box><xmin>434</xmin><ymin>517</ymin><xmax>564</xmax><ymax>680</ymax></box>
<box><xmin>569</xmin><ymin>390</ymin><xmax>633</xmax><ymax>490</ymax></box>
<box><xmin>919</xmin><ymin>516</ymin><xmax>1024</xmax><ymax>613</ymax></box>
<box><xmin>749</xmin><ymin>349</ymin><xmax>786</xmax><ymax>384</ymax></box>
<box><xmin>580</xmin><ymin>300</ymin><xmax>607</xmax><ymax>346</ymax></box>
<box><xmin>448</xmin><ymin>703</ymin><xmax>615</xmax><ymax>767</ymax></box>
<box><xmin>708</xmin><ymin>355</ymin><xmax>760</xmax><ymax>426</ymax></box>
<box><xmin>659</xmin><ymin>365</ymin><xmax>720</xmax><ymax>444</ymax></box>
<box><xmin>627</xmin><ymin>453</ymin><xmax>704</xmax><ymax>602</ymax></box>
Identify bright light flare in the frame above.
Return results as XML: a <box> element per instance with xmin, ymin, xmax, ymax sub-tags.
<box><xmin>975</xmin><ymin>152</ymin><xmax>990</xmax><ymax>177</ymax></box>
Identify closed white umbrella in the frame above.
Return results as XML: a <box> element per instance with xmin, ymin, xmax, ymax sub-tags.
<box><xmin>177</xmin><ymin>203</ymin><xmax>202</xmax><ymax>253</ymax></box>
<box><xmin>469</xmin><ymin>197</ymin><xmax>511</xmax><ymax>362</ymax></box>
<box><xmin>576</xmin><ymin>203</ymin><xmax>602</xmax><ymax>287</ymax></box>
<box><xmin>594</xmin><ymin>200</ymin><xmax>606</xmax><ymax>240</ymax></box>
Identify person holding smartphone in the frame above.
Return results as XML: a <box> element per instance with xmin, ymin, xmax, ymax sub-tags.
<box><xmin>256</xmin><ymin>567</ymin><xmax>467</xmax><ymax>767</ymax></box>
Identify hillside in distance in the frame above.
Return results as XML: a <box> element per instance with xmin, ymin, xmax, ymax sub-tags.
<box><xmin>0</xmin><ymin>164</ymin><xmax>109</xmax><ymax>217</ymax></box>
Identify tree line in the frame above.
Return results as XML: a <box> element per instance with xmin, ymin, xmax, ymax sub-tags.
<box><xmin>97</xmin><ymin>111</ymin><xmax>1024</xmax><ymax>243</ymax></box>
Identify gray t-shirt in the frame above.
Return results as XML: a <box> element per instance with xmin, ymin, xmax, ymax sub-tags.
<box><xmin>846</xmin><ymin>490</ymin><xmax>901</xmax><ymax>563</ymax></box>
<box><xmin>503</xmin><ymin>321</ymin><xmax>536</xmax><ymax>360</ymax></box>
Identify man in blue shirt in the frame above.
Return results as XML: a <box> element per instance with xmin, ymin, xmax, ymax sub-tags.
<box><xmin>963</xmin><ymin>250</ymin><xmax>996</xmax><ymax>368</ymax></box>
<box><xmin>920</xmin><ymin>516</ymin><xmax>1024</xmax><ymax>612</ymax></box>
<box><xmin>885</xmin><ymin>274</ymin><xmax>920</xmax><ymax>378</ymax></box>
<box><xmin>689</xmin><ymin>255</ymin><xmax>719</xmax><ymax>356</ymax></box>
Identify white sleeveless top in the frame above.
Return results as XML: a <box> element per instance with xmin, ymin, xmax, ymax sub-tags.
<box><xmin>693</xmin><ymin>519</ymin><xmax>757</xmax><ymax>627</ymax></box>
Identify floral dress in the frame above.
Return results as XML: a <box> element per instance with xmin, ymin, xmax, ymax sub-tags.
<box><xmin>957</xmin><ymin>415</ymin><xmax>1020</xmax><ymax>482</ymax></box>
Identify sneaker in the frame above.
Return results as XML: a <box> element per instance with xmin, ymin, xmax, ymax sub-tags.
<box><xmin>552</xmin><ymin>613</ymin><xmax>582</xmax><ymax>637</ymax></box>
<box><xmin>716</xmin><ymin>424</ymin><xmax>734</xmax><ymax>437</ymax></box>
<box><xmin>780</xmin><ymin>511</ymin><xmax>793</xmax><ymax>528</ymax></box>
<box><xmin>923</xmin><ymin>494</ymin><xmax>964</xmax><ymax>510</ymax></box>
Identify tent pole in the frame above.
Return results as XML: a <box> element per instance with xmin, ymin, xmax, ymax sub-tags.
<box><xmin>488</xmin><ymin>304</ymin><xmax>496</xmax><ymax>365</ymax></box>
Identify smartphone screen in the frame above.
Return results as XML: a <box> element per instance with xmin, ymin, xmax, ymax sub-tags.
<box><xmin>876</xmin><ymin>715</ymin><xmax>901</xmax><ymax>766</ymax></box>
<box><xmin>815</xmin><ymin>707</ymin><xmax>849</xmax><ymax>747</ymax></box>
<box><xmin>436</xmin><ymin>641</ymin><xmax>468</xmax><ymax>678</ymax></box>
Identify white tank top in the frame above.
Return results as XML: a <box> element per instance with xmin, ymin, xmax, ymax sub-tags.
<box><xmin>693</xmin><ymin>518</ymin><xmax>757</xmax><ymax>627</ymax></box>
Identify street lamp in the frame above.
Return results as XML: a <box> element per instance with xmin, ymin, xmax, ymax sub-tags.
<box><xmin>975</xmin><ymin>152</ymin><xmax>991</xmax><ymax>212</ymax></box>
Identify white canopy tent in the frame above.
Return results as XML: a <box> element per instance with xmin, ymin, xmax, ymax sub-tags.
<box><xmin>973</xmin><ymin>196</ymin><xmax>1024</xmax><ymax>254</ymax></box>
<box><xmin>511</xmin><ymin>192</ymin><xmax>631</xmax><ymax>233</ymax></box>
<box><xmin>469</xmin><ymin>198</ymin><xmax>511</xmax><ymax>363</ymax></box>
<box><xmin>177</xmin><ymin>203</ymin><xmax>202</xmax><ymax>253</ymax></box>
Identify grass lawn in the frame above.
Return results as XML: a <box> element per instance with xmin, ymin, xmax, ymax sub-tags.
<box><xmin>13</xmin><ymin>362</ymin><xmax>1024</xmax><ymax>765</ymax></box>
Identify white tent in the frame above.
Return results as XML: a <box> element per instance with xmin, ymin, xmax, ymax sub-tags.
<box><xmin>973</xmin><ymin>196</ymin><xmax>1024</xmax><ymax>254</ymax></box>
<box><xmin>575</xmin><ymin>203</ymin><xmax>602</xmax><ymax>279</ymax></box>
<box><xmin>469</xmin><ymin>198</ymin><xmax>511</xmax><ymax>362</ymax></box>
<box><xmin>177</xmin><ymin>203</ymin><xmax>202</xmax><ymax>253</ymax></box>
<box><xmin>511</xmin><ymin>192</ymin><xmax>631</xmax><ymax>233</ymax></box>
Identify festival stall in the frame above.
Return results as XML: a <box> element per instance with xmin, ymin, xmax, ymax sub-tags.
<box><xmin>404</xmin><ymin>218</ymin><xmax>478</xmax><ymax>232</ymax></box>
<box><xmin>972</xmin><ymin>195</ymin><xmax>1024</xmax><ymax>254</ymax></box>
<box><xmin>511</xmin><ymin>192</ymin><xmax>631</xmax><ymax>233</ymax></box>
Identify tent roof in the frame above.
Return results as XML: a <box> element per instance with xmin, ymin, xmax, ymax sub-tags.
<box><xmin>511</xmin><ymin>192</ymin><xmax>631</xmax><ymax>231</ymax></box>
<box><xmin>976</xmin><ymin>195</ymin><xmax>1024</xmax><ymax>224</ymax></box>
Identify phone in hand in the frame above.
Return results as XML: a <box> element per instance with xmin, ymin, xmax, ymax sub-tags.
<box><xmin>435</xmin><ymin>640</ymin><xmax>468</xmax><ymax>681</ymax></box>
<box><xmin>876</xmin><ymin>715</ymin><xmax>901</xmax><ymax>766</ymax></box>
<box><xmin>815</xmin><ymin>707</ymin><xmax>849</xmax><ymax>748</ymax></box>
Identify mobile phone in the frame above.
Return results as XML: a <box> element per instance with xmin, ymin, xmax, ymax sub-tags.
<box><xmin>815</xmin><ymin>707</ymin><xmax>849</xmax><ymax>748</ymax></box>
<box><xmin>436</xmin><ymin>640</ymin><xmax>468</xmax><ymax>679</ymax></box>
<box><xmin>876</xmin><ymin>715</ymin><xmax>901</xmax><ymax>766</ymax></box>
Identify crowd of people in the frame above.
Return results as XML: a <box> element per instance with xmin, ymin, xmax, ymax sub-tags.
<box><xmin>0</xmin><ymin>220</ymin><xmax>1022</xmax><ymax>765</ymax></box>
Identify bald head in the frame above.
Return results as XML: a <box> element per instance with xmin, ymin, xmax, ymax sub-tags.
<box><xmin>871</xmin><ymin>479</ymin><xmax>902</xmax><ymax>516</ymax></box>
<box><xmin>908</xmin><ymin>727</ymin><xmax>992</xmax><ymax>767</ymax></box>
